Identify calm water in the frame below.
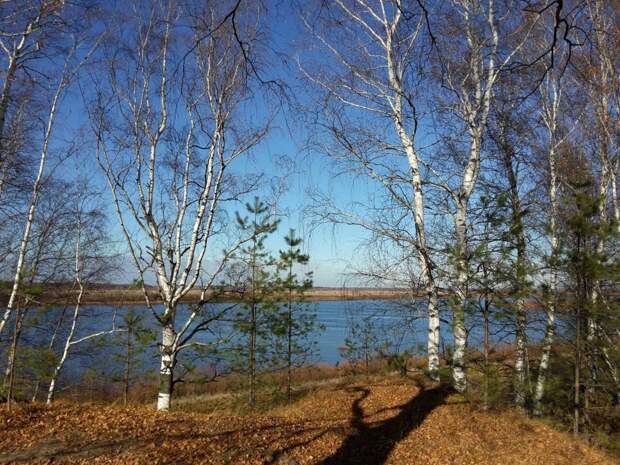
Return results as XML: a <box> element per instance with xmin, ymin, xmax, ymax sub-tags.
<box><xmin>6</xmin><ymin>299</ymin><xmax>561</xmax><ymax>387</ymax></box>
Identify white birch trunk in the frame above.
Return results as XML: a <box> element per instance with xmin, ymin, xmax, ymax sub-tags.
<box><xmin>586</xmin><ymin>310</ymin><xmax>600</xmax><ymax>407</ymax></box>
<box><xmin>397</xmin><ymin>130</ymin><xmax>440</xmax><ymax>380</ymax></box>
<box><xmin>0</xmin><ymin>33</ymin><xmax>98</xmax><ymax>337</ymax></box>
<box><xmin>300</xmin><ymin>1</ymin><xmax>441</xmax><ymax>380</ymax></box>
<box><xmin>582</xmin><ymin>0</ymin><xmax>620</xmax><ymax>407</ymax></box>
<box><xmin>385</xmin><ymin>4</ymin><xmax>440</xmax><ymax>381</ymax></box>
<box><xmin>427</xmin><ymin>283</ymin><xmax>441</xmax><ymax>380</ymax></box>
<box><xmin>600</xmin><ymin>332</ymin><xmax>620</xmax><ymax>404</ymax></box>
<box><xmin>453</xmin><ymin>204</ymin><xmax>469</xmax><ymax>393</ymax></box>
<box><xmin>533</xmin><ymin>171</ymin><xmax>558</xmax><ymax>414</ymax></box>
<box><xmin>46</xmin><ymin>300</ymin><xmax>122</xmax><ymax>404</ymax></box>
<box><xmin>496</xmin><ymin>120</ymin><xmax>529</xmax><ymax>407</ymax></box>
<box><xmin>533</xmin><ymin>79</ymin><xmax>560</xmax><ymax>415</ymax></box>
<box><xmin>0</xmin><ymin>12</ymin><xmax>42</xmax><ymax>199</ymax></box>
<box><xmin>452</xmin><ymin>126</ymin><xmax>485</xmax><ymax>394</ymax></box>
<box><xmin>0</xmin><ymin>82</ymin><xmax>62</xmax><ymax>337</ymax></box>
<box><xmin>32</xmin><ymin>307</ymin><xmax>66</xmax><ymax>402</ymax></box>
<box><xmin>157</xmin><ymin>321</ymin><xmax>176</xmax><ymax>411</ymax></box>
<box><xmin>46</xmin><ymin>203</ymin><xmax>122</xmax><ymax>405</ymax></box>
<box><xmin>392</xmin><ymin>112</ymin><xmax>440</xmax><ymax>380</ymax></box>
<box><xmin>584</xmin><ymin>19</ymin><xmax>613</xmax><ymax>396</ymax></box>
<box><xmin>446</xmin><ymin>0</ymin><xmax>506</xmax><ymax>391</ymax></box>
<box><xmin>46</xmin><ymin>295</ymin><xmax>82</xmax><ymax>405</ymax></box>
<box><xmin>514</xmin><ymin>299</ymin><xmax>527</xmax><ymax>406</ymax></box>
<box><xmin>47</xmin><ymin>217</ymin><xmax>83</xmax><ymax>405</ymax></box>
<box><xmin>585</xmin><ymin>106</ymin><xmax>611</xmax><ymax>404</ymax></box>
<box><xmin>2</xmin><ymin>307</ymin><xmax>25</xmax><ymax>390</ymax></box>
<box><xmin>533</xmin><ymin>296</ymin><xmax>555</xmax><ymax>416</ymax></box>
<box><xmin>533</xmin><ymin>205</ymin><xmax>557</xmax><ymax>415</ymax></box>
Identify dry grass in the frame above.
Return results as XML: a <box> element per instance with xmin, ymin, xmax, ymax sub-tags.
<box><xmin>0</xmin><ymin>376</ymin><xmax>615</xmax><ymax>464</ymax></box>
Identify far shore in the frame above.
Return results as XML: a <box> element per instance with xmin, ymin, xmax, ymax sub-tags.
<box><xmin>0</xmin><ymin>286</ymin><xmax>419</xmax><ymax>306</ymax></box>
<box><xmin>3</xmin><ymin>284</ymin><xmax>606</xmax><ymax>307</ymax></box>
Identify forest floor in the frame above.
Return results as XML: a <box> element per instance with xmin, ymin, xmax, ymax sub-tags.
<box><xmin>0</xmin><ymin>376</ymin><xmax>616</xmax><ymax>465</ymax></box>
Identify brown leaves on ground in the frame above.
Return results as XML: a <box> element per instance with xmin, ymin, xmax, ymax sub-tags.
<box><xmin>0</xmin><ymin>378</ymin><xmax>614</xmax><ymax>465</ymax></box>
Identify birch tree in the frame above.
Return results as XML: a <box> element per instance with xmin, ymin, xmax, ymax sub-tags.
<box><xmin>0</xmin><ymin>30</ymin><xmax>101</xmax><ymax>338</ymax></box>
<box><xmin>486</xmin><ymin>95</ymin><xmax>534</xmax><ymax>408</ymax></box>
<box><xmin>2</xmin><ymin>180</ymin><xmax>76</xmax><ymax>404</ymax></box>
<box><xmin>300</xmin><ymin>0</ymin><xmax>442</xmax><ymax>380</ymax></box>
<box><xmin>91</xmin><ymin>0</ymin><xmax>271</xmax><ymax>411</ymax></box>
<box><xmin>579</xmin><ymin>0</ymin><xmax>620</xmax><ymax>409</ymax></box>
<box><xmin>525</xmin><ymin>1</ymin><xmax>583</xmax><ymax>414</ymax></box>
<box><xmin>0</xmin><ymin>0</ymin><xmax>67</xmax><ymax>201</ymax></box>
<box><xmin>0</xmin><ymin>2</ymin><xmax>98</xmax><ymax>287</ymax></box>
<box><xmin>432</xmin><ymin>0</ymin><xmax>538</xmax><ymax>392</ymax></box>
<box><xmin>533</xmin><ymin>71</ymin><xmax>564</xmax><ymax>416</ymax></box>
<box><xmin>46</xmin><ymin>187</ymin><xmax>120</xmax><ymax>405</ymax></box>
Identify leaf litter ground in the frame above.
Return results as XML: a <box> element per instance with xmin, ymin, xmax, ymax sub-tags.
<box><xmin>0</xmin><ymin>378</ymin><xmax>615</xmax><ymax>464</ymax></box>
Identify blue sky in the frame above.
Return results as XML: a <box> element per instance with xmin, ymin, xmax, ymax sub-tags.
<box><xmin>47</xmin><ymin>1</ymin><xmax>374</xmax><ymax>288</ymax></box>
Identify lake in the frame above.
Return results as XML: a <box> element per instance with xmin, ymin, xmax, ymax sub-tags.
<box><xmin>6</xmin><ymin>299</ymin><xmax>562</xmax><ymax>390</ymax></box>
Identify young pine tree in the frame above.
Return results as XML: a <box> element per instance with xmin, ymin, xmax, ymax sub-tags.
<box><xmin>232</xmin><ymin>198</ymin><xmax>279</xmax><ymax>405</ymax></box>
<box><xmin>559</xmin><ymin>182</ymin><xmax>620</xmax><ymax>435</ymax></box>
<box><xmin>273</xmin><ymin>229</ymin><xmax>320</xmax><ymax>401</ymax></box>
<box><xmin>113</xmin><ymin>308</ymin><xmax>156</xmax><ymax>405</ymax></box>
<box><xmin>341</xmin><ymin>313</ymin><xmax>382</xmax><ymax>375</ymax></box>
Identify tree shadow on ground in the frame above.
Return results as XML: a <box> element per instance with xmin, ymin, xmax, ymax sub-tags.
<box><xmin>317</xmin><ymin>383</ymin><xmax>453</xmax><ymax>465</ymax></box>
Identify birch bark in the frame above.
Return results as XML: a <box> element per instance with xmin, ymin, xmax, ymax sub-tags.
<box><xmin>0</xmin><ymin>76</ymin><xmax>63</xmax><ymax>336</ymax></box>
<box><xmin>157</xmin><ymin>320</ymin><xmax>176</xmax><ymax>411</ymax></box>
<box><xmin>533</xmin><ymin>77</ymin><xmax>561</xmax><ymax>416</ymax></box>
<box><xmin>440</xmin><ymin>0</ymin><xmax>536</xmax><ymax>392</ymax></box>
<box><xmin>446</xmin><ymin>0</ymin><xmax>499</xmax><ymax>392</ymax></box>
<box><xmin>500</xmin><ymin>129</ymin><xmax>528</xmax><ymax>407</ymax></box>
<box><xmin>0</xmin><ymin>34</ymin><xmax>100</xmax><ymax>337</ymax></box>
<box><xmin>387</xmin><ymin>32</ymin><xmax>440</xmax><ymax>379</ymax></box>
<box><xmin>45</xmin><ymin>197</ymin><xmax>122</xmax><ymax>405</ymax></box>
<box><xmin>302</xmin><ymin>0</ymin><xmax>441</xmax><ymax>379</ymax></box>
<box><xmin>0</xmin><ymin>5</ymin><xmax>45</xmax><ymax>199</ymax></box>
